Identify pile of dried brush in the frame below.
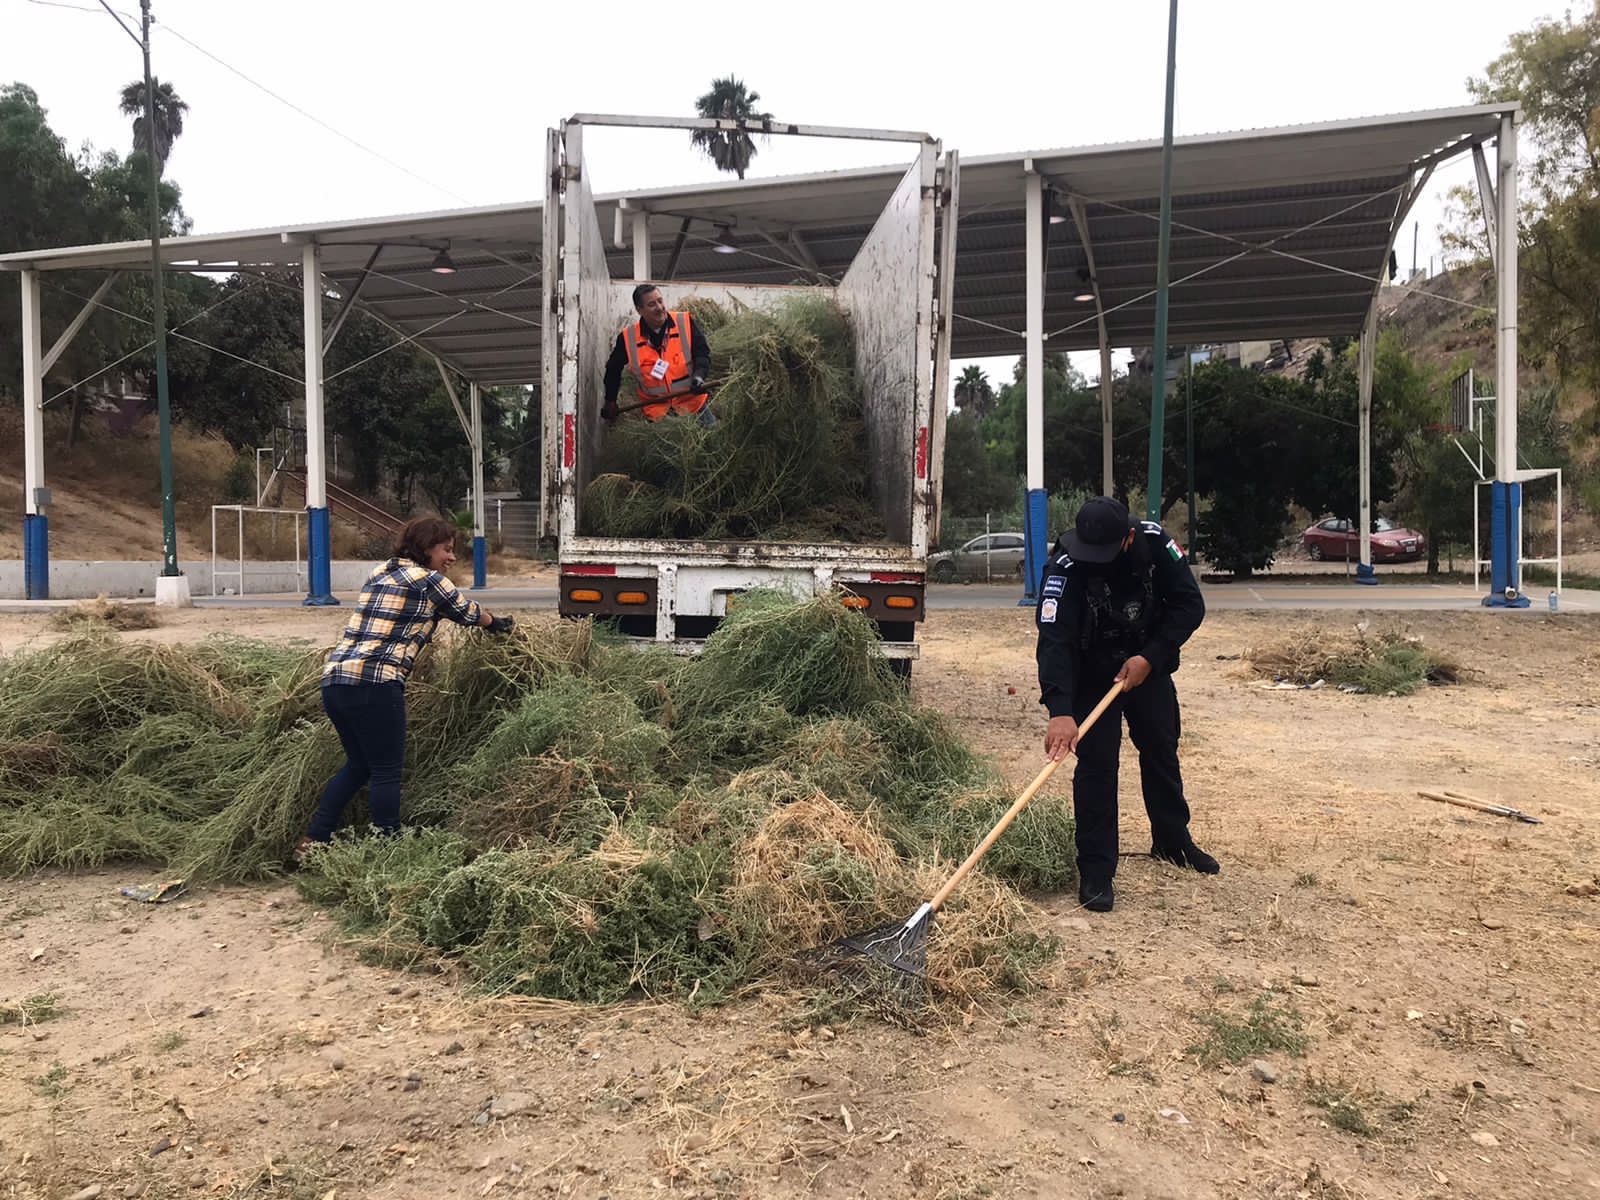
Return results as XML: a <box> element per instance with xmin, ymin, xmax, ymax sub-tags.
<box><xmin>0</xmin><ymin>594</ymin><xmax>1069</xmax><ymax>1005</ymax></box>
<box><xmin>581</xmin><ymin>296</ymin><xmax>888</xmax><ymax>543</ymax></box>
<box><xmin>48</xmin><ymin>595</ymin><xmax>161</xmax><ymax>632</ymax></box>
<box><xmin>1244</xmin><ymin>623</ymin><xmax>1465</xmax><ymax>695</ymax></box>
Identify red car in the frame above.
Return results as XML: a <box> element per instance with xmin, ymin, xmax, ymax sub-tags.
<box><xmin>1301</xmin><ymin>517</ymin><xmax>1426</xmax><ymax>563</ymax></box>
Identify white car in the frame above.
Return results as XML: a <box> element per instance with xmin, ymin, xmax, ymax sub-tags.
<box><xmin>928</xmin><ymin>532</ymin><xmax>1027</xmax><ymax>581</ymax></box>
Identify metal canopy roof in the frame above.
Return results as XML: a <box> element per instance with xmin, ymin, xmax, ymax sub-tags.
<box><xmin>0</xmin><ymin>104</ymin><xmax>1512</xmax><ymax>386</ymax></box>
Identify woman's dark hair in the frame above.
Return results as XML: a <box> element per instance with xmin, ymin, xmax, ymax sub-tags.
<box><xmin>393</xmin><ymin>516</ymin><xmax>458</xmax><ymax>565</ymax></box>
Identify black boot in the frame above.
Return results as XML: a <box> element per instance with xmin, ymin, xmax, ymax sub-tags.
<box><xmin>1078</xmin><ymin>878</ymin><xmax>1115</xmax><ymax>912</ymax></box>
<box><xmin>1152</xmin><ymin>842</ymin><xmax>1220</xmax><ymax>874</ymax></box>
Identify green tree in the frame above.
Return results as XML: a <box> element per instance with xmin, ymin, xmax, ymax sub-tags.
<box><xmin>953</xmin><ymin>363</ymin><xmax>996</xmax><ymax>418</ymax></box>
<box><xmin>940</xmin><ymin>409</ymin><xmax>1014</xmax><ymax>517</ymax></box>
<box><xmin>1469</xmin><ymin>5</ymin><xmax>1600</xmax><ymax>193</ymax></box>
<box><xmin>1184</xmin><ymin>361</ymin><xmax>1301</xmax><ymax>576</ymax></box>
<box><xmin>1466</xmin><ymin>5</ymin><xmax>1600</xmax><ymax>500</ymax></box>
<box><xmin>118</xmin><ymin>77</ymin><xmax>187</xmax><ymax>174</ymax></box>
<box><xmin>1</xmin><ymin>84</ymin><xmax>97</xmax><ymax>397</ymax></box>
<box><xmin>691</xmin><ymin>78</ymin><xmax>769</xmax><ymax>179</ymax></box>
<box><xmin>1195</xmin><ymin>480</ymin><xmax>1293</xmax><ymax>579</ymax></box>
<box><xmin>1406</xmin><ymin>439</ymin><xmax>1478</xmax><ymax>572</ymax></box>
<box><xmin>1522</xmin><ymin>190</ymin><xmax>1600</xmax><ymax>429</ymax></box>
<box><xmin>507</xmin><ymin>386</ymin><xmax>542</xmax><ymax>501</ymax></box>
<box><xmin>0</xmin><ymin>84</ymin><xmax>190</xmax><ymax>405</ymax></box>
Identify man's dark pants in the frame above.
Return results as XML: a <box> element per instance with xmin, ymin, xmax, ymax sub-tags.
<box><xmin>1071</xmin><ymin>670</ymin><xmax>1191</xmax><ymax>886</ymax></box>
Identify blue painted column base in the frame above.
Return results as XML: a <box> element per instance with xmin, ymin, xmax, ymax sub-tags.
<box><xmin>23</xmin><ymin>513</ymin><xmax>48</xmax><ymax>601</ymax></box>
<box><xmin>1018</xmin><ymin>487</ymin><xmax>1049</xmax><ymax>606</ymax></box>
<box><xmin>472</xmin><ymin>535</ymin><xmax>487</xmax><ymax>590</ymax></box>
<box><xmin>1353</xmin><ymin>562</ymin><xmax>1378</xmax><ymax>586</ymax></box>
<box><xmin>1483</xmin><ymin>480</ymin><xmax>1531</xmax><ymax>608</ymax></box>
<box><xmin>303</xmin><ymin>506</ymin><xmax>339</xmax><ymax>606</ymax></box>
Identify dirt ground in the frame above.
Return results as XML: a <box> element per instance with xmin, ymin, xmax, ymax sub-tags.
<box><xmin>2</xmin><ymin>604</ymin><xmax>1598</xmax><ymax>1200</ymax></box>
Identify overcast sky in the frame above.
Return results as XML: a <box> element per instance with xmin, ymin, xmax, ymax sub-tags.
<box><xmin>3</xmin><ymin>0</ymin><xmax>1566</xmax><ymax>386</ymax></box>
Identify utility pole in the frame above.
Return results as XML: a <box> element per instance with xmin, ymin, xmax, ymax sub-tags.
<box><xmin>1185</xmin><ymin>347</ymin><xmax>1196</xmax><ymax>542</ymax></box>
<box><xmin>141</xmin><ymin>0</ymin><xmax>180</xmax><ymax>583</ymax></box>
<box><xmin>1145</xmin><ymin>0</ymin><xmax>1179</xmax><ymax>522</ymax></box>
<box><xmin>104</xmin><ymin>0</ymin><xmax>184</xmax><ymax>597</ymax></box>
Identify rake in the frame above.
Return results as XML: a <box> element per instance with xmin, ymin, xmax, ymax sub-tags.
<box><xmin>810</xmin><ymin>679</ymin><xmax>1126</xmax><ymax>1008</ymax></box>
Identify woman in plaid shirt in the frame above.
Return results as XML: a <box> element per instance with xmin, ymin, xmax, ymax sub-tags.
<box><xmin>295</xmin><ymin>516</ymin><xmax>513</xmax><ymax>859</ymax></box>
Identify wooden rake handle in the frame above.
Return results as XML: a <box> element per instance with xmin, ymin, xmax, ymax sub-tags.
<box><xmin>929</xmin><ymin>679</ymin><xmax>1125</xmax><ymax>913</ymax></box>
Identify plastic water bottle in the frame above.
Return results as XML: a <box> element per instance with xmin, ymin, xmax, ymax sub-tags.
<box><xmin>1549</xmin><ymin>590</ymin><xmax>1559</xmax><ymax>612</ymax></box>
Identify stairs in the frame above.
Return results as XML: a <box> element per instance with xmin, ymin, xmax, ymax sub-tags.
<box><xmin>280</xmin><ymin>472</ymin><xmax>406</xmax><ymax>542</ymax></box>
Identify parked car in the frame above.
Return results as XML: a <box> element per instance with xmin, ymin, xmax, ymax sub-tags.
<box><xmin>1301</xmin><ymin>516</ymin><xmax>1426</xmax><ymax>563</ymax></box>
<box><xmin>928</xmin><ymin>532</ymin><xmax>1028</xmax><ymax>581</ymax></box>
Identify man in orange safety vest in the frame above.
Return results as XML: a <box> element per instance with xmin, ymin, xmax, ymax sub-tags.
<box><xmin>601</xmin><ymin>283</ymin><xmax>712</xmax><ymax>424</ymax></box>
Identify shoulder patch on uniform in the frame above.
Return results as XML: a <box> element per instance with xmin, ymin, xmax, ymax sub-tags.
<box><xmin>1043</xmin><ymin>574</ymin><xmax>1066</xmax><ymax>598</ymax></box>
<box><xmin>1053</xmin><ymin>552</ymin><xmax>1074</xmax><ymax>568</ymax></box>
<box><xmin>1165</xmin><ymin>538</ymin><xmax>1185</xmax><ymax>562</ymax></box>
<box><xmin>1140</xmin><ymin>520</ymin><xmax>1164</xmax><ymax>535</ymax></box>
<box><xmin>1040</xmin><ymin>598</ymin><xmax>1059</xmax><ymax>623</ymax></box>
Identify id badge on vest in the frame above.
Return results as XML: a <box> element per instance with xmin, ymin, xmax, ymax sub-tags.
<box><xmin>650</xmin><ymin>359</ymin><xmax>669</xmax><ymax>381</ymax></box>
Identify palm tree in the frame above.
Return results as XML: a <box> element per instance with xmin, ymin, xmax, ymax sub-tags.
<box><xmin>691</xmin><ymin>77</ymin><xmax>770</xmax><ymax>179</ymax></box>
<box><xmin>118</xmin><ymin>77</ymin><xmax>188</xmax><ymax>174</ymax></box>
<box><xmin>953</xmin><ymin>364</ymin><xmax>996</xmax><ymax>419</ymax></box>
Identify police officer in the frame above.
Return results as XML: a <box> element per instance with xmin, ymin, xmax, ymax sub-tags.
<box><xmin>1035</xmin><ymin>496</ymin><xmax>1216</xmax><ymax>912</ymax></box>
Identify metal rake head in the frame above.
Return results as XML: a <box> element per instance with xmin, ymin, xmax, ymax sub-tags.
<box><xmin>803</xmin><ymin>904</ymin><xmax>934</xmax><ymax>1012</ymax></box>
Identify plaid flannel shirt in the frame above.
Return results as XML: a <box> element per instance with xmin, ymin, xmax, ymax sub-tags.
<box><xmin>322</xmin><ymin>558</ymin><xmax>484</xmax><ymax>686</ymax></box>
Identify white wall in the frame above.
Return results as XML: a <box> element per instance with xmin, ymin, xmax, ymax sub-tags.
<box><xmin>0</xmin><ymin>560</ymin><xmax>377</xmax><ymax>600</ymax></box>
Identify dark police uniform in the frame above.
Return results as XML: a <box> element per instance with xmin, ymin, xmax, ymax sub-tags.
<box><xmin>1036</xmin><ymin>518</ymin><xmax>1207</xmax><ymax>891</ymax></box>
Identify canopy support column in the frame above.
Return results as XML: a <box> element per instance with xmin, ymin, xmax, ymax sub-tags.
<box><xmin>1356</xmin><ymin>306</ymin><xmax>1377</xmax><ymax>584</ymax></box>
<box><xmin>631</xmin><ymin>211</ymin><xmax>650</xmax><ymax>280</ymax></box>
<box><xmin>1021</xmin><ymin>168</ymin><xmax>1047</xmax><ymax>602</ymax></box>
<box><xmin>1065</xmin><ymin>194</ymin><xmax>1114</xmax><ymax>495</ymax></box>
<box><xmin>1485</xmin><ymin>110</ymin><xmax>1528</xmax><ymax>607</ymax></box>
<box><xmin>21</xmin><ymin>270</ymin><xmax>48</xmax><ymax>600</ymax></box>
<box><xmin>470</xmin><ymin>380</ymin><xmax>487</xmax><ymax>589</ymax></box>
<box><xmin>302</xmin><ymin>243</ymin><xmax>337</xmax><ymax>605</ymax></box>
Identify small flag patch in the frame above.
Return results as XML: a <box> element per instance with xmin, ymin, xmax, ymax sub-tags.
<box><xmin>1166</xmin><ymin>539</ymin><xmax>1184</xmax><ymax>561</ymax></box>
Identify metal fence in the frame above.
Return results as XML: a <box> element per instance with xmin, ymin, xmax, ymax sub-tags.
<box><xmin>493</xmin><ymin>499</ymin><xmax>543</xmax><ymax>554</ymax></box>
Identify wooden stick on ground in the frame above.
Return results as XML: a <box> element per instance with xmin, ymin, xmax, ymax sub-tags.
<box><xmin>1416</xmin><ymin>789</ymin><xmax>1542</xmax><ymax>825</ymax></box>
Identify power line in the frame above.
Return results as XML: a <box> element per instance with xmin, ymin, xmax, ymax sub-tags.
<box><xmin>24</xmin><ymin>0</ymin><xmax>471</xmax><ymax>205</ymax></box>
<box><xmin>150</xmin><ymin>19</ymin><xmax>472</xmax><ymax>205</ymax></box>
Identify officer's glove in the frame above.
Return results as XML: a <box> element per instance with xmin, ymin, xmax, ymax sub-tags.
<box><xmin>689</xmin><ymin>374</ymin><xmax>707</xmax><ymax>393</ymax></box>
<box><xmin>601</xmin><ymin>400</ymin><xmax>620</xmax><ymax>424</ymax></box>
<box><xmin>487</xmin><ymin>615</ymin><xmax>515</xmax><ymax>634</ymax></box>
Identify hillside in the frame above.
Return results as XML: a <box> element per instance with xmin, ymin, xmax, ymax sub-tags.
<box><xmin>1</xmin><ymin>404</ymin><xmax>372</xmax><ymax>562</ymax></box>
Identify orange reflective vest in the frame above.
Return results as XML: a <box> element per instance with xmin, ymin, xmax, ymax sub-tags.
<box><xmin>621</xmin><ymin>312</ymin><xmax>708</xmax><ymax>421</ymax></box>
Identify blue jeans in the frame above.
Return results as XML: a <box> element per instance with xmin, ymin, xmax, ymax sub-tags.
<box><xmin>307</xmin><ymin>682</ymin><xmax>407</xmax><ymax>841</ymax></box>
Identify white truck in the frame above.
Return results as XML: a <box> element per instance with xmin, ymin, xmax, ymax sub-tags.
<box><xmin>541</xmin><ymin>115</ymin><xmax>959</xmax><ymax>674</ymax></box>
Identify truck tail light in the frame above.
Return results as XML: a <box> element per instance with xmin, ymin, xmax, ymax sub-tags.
<box><xmin>568</xmin><ymin>588</ymin><xmax>602</xmax><ymax>603</ymax></box>
<box><xmin>884</xmin><ymin>595</ymin><xmax>917</xmax><ymax>609</ymax></box>
<box><xmin>840</xmin><ymin>595</ymin><xmax>870</xmax><ymax>609</ymax></box>
<box><xmin>616</xmin><ymin>591</ymin><xmax>649</xmax><ymax>605</ymax></box>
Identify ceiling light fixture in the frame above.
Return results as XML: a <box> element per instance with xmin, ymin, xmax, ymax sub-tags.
<box><xmin>430</xmin><ymin>246</ymin><xmax>458</xmax><ymax>275</ymax></box>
